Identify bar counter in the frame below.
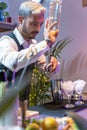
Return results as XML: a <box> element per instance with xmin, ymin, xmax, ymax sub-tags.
<box><xmin>29</xmin><ymin>100</ymin><xmax>87</xmax><ymax>118</ymax></box>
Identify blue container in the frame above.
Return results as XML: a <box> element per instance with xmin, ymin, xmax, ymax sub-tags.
<box><xmin>0</xmin><ymin>10</ymin><xmax>4</xmax><ymax>21</ymax></box>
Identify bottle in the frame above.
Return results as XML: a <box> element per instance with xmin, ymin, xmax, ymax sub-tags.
<box><xmin>45</xmin><ymin>0</ymin><xmax>63</xmax><ymax>71</ymax></box>
<box><xmin>48</xmin><ymin>0</ymin><xmax>63</xmax><ymax>30</ymax></box>
<box><xmin>57</xmin><ymin>78</ymin><xmax>63</xmax><ymax>104</ymax></box>
<box><xmin>54</xmin><ymin>79</ymin><xmax>63</xmax><ymax>105</ymax></box>
<box><xmin>51</xmin><ymin>79</ymin><xmax>63</xmax><ymax>104</ymax></box>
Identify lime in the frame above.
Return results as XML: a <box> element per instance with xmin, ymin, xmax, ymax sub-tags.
<box><xmin>25</xmin><ymin>123</ymin><xmax>40</xmax><ymax>130</ymax></box>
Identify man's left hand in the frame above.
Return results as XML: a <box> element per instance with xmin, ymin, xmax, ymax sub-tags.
<box><xmin>45</xmin><ymin>56</ymin><xmax>58</xmax><ymax>72</ymax></box>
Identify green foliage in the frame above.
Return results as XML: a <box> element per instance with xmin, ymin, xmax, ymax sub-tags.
<box><xmin>3</xmin><ymin>11</ymin><xmax>9</xmax><ymax>17</ymax></box>
<box><xmin>29</xmin><ymin>66</ymin><xmax>51</xmax><ymax>106</ymax></box>
<box><xmin>29</xmin><ymin>37</ymin><xmax>72</xmax><ymax>106</ymax></box>
<box><xmin>50</xmin><ymin>36</ymin><xmax>72</xmax><ymax>58</ymax></box>
<box><xmin>0</xmin><ymin>2</ymin><xmax>8</xmax><ymax>10</ymax></box>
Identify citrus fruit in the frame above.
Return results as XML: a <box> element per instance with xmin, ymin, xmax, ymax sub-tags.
<box><xmin>41</xmin><ymin>117</ymin><xmax>58</xmax><ymax>130</ymax></box>
<box><xmin>25</xmin><ymin>122</ymin><xmax>40</xmax><ymax>130</ymax></box>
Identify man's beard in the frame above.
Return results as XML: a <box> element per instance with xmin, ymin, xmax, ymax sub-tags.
<box><xmin>29</xmin><ymin>31</ymin><xmax>39</xmax><ymax>39</ymax></box>
<box><xmin>22</xmin><ymin>27</ymin><xmax>38</xmax><ymax>39</ymax></box>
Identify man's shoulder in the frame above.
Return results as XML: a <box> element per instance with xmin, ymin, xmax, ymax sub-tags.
<box><xmin>0</xmin><ymin>35</ymin><xmax>14</xmax><ymax>41</ymax></box>
<box><xmin>0</xmin><ymin>34</ymin><xmax>18</xmax><ymax>48</ymax></box>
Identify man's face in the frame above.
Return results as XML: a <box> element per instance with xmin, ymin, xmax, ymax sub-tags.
<box><xmin>19</xmin><ymin>13</ymin><xmax>44</xmax><ymax>40</ymax></box>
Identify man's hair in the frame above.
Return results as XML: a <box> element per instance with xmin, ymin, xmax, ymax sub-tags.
<box><xmin>18</xmin><ymin>1</ymin><xmax>46</xmax><ymax>18</ymax></box>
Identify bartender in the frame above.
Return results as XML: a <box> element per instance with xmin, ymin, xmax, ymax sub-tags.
<box><xmin>0</xmin><ymin>1</ymin><xmax>59</xmax><ymax>103</ymax></box>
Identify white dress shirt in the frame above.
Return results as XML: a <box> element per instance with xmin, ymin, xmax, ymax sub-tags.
<box><xmin>0</xmin><ymin>28</ymin><xmax>49</xmax><ymax>72</ymax></box>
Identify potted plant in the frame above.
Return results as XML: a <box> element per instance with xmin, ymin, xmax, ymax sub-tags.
<box><xmin>0</xmin><ymin>2</ymin><xmax>8</xmax><ymax>21</ymax></box>
<box><xmin>0</xmin><ymin>2</ymin><xmax>7</xmax><ymax>10</ymax></box>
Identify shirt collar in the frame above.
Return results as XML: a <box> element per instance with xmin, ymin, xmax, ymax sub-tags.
<box><xmin>13</xmin><ymin>28</ymin><xmax>25</xmax><ymax>46</ymax></box>
<box><xmin>13</xmin><ymin>28</ymin><xmax>37</xmax><ymax>48</ymax></box>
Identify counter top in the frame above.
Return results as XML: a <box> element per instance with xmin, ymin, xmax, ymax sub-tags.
<box><xmin>29</xmin><ymin>101</ymin><xmax>87</xmax><ymax>117</ymax></box>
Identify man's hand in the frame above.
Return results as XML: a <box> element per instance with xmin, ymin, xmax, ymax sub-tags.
<box><xmin>37</xmin><ymin>55</ymin><xmax>59</xmax><ymax>73</ymax></box>
<box><xmin>44</xmin><ymin>18</ymin><xmax>59</xmax><ymax>44</ymax></box>
<box><xmin>45</xmin><ymin>56</ymin><xmax>58</xmax><ymax>72</ymax></box>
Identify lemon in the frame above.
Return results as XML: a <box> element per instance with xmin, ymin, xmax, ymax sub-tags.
<box><xmin>26</xmin><ymin>123</ymin><xmax>40</xmax><ymax>130</ymax></box>
<box><xmin>41</xmin><ymin>117</ymin><xmax>58</xmax><ymax>130</ymax></box>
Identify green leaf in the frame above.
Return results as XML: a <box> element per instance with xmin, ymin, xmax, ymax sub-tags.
<box><xmin>51</xmin><ymin>36</ymin><xmax>72</xmax><ymax>58</ymax></box>
<box><xmin>0</xmin><ymin>2</ymin><xmax>8</xmax><ymax>10</ymax></box>
<box><xmin>0</xmin><ymin>87</ymin><xmax>18</xmax><ymax>117</ymax></box>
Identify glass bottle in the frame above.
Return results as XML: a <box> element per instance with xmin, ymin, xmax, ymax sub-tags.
<box><xmin>48</xmin><ymin>0</ymin><xmax>63</xmax><ymax>30</ymax></box>
<box><xmin>45</xmin><ymin>0</ymin><xmax>63</xmax><ymax>71</ymax></box>
<box><xmin>51</xmin><ymin>79</ymin><xmax>63</xmax><ymax>104</ymax></box>
<box><xmin>55</xmin><ymin>79</ymin><xmax>63</xmax><ymax>104</ymax></box>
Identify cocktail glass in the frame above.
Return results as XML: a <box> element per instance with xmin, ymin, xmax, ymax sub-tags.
<box><xmin>74</xmin><ymin>80</ymin><xmax>86</xmax><ymax>105</ymax></box>
<box><xmin>61</xmin><ymin>81</ymin><xmax>75</xmax><ymax>109</ymax></box>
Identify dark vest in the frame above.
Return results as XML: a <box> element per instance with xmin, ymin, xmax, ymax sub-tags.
<box><xmin>0</xmin><ymin>32</ymin><xmax>35</xmax><ymax>100</ymax></box>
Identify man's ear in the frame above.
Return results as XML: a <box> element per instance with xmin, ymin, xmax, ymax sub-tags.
<box><xmin>18</xmin><ymin>16</ymin><xmax>24</xmax><ymax>24</ymax></box>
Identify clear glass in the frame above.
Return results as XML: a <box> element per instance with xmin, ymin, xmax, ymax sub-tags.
<box><xmin>64</xmin><ymin>89</ymin><xmax>75</xmax><ymax>109</ymax></box>
<box><xmin>61</xmin><ymin>81</ymin><xmax>75</xmax><ymax>109</ymax></box>
<box><xmin>75</xmin><ymin>86</ymin><xmax>85</xmax><ymax>105</ymax></box>
<box><xmin>48</xmin><ymin>0</ymin><xmax>63</xmax><ymax>30</ymax></box>
<box><xmin>51</xmin><ymin>79</ymin><xmax>63</xmax><ymax>104</ymax></box>
<box><xmin>74</xmin><ymin>80</ymin><xmax>86</xmax><ymax>106</ymax></box>
<box><xmin>45</xmin><ymin>0</ymin><xmax>63</xmax><ymax>70</ymax></box>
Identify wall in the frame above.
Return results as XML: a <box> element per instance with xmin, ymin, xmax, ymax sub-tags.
<box><xmin>58</xmin><ymin>0</ymin><xmax>87</xmax><ymax>92</ymax></box>
<box><xmin>0</xmin><ymin>0</ymin><xmax>87</xmax><ymax>91</ymax></box>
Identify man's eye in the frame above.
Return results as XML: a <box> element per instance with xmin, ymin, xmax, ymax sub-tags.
<box><xmin>33</xmin><ymin>23</ymin><xmax>39</xmax><ymax>26</ymax></box>
<box><xmin>40</xmin><ymin>22</ymin><xmax>43</xmax><ymax>26</ymax></box>
<box><xmin>32</xmin><ymin>22</ymin><xmax>43</xmax><ymax>27</ymax></box>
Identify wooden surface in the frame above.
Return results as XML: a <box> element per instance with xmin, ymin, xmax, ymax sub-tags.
<box><xmin>0</xmin><ymin>21</ymin><xmax>16</xmax><ymax>32</ymax></box>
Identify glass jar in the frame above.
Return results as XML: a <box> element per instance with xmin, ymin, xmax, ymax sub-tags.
<box><xmin>48</xmin><ymin>0</ymin><xmax>63</xmax><ymax>30</ymax></box>
<box><xmin>51</xmin><ymin>79</ymin><xmax>63</xmax><ymax>104</ymax></box>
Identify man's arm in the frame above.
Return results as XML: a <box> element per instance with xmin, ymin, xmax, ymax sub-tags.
<box><xmin>0</xmin><ymin>36</ymin><xmax>49</xmax><ymax>72</ymax></box>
